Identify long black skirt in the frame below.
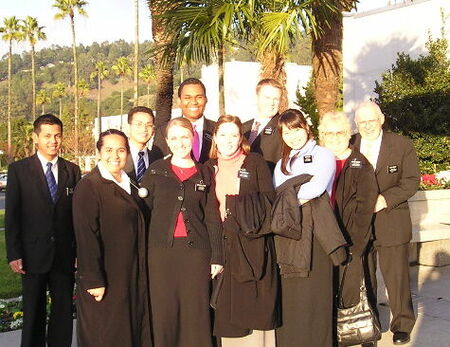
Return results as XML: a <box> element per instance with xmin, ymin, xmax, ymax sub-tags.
<box><xmin>276</xmin><ymin>235</ymin><xmax>333</xmax><ymax>347</ymax></box>
<box><xmin>148</xmin><ymin>239</ymin><xmax>214</xmax><ymax>347</ymax></box>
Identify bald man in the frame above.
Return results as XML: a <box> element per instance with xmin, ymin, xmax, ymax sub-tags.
<box><xmin>351</xmin><ymin>101</ymin><xmax>420</xmax><ymax>345</ymax></box>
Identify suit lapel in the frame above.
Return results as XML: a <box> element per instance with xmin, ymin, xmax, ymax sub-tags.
<box><xmin>375</xmin><ymin>132</ymin><xmax>390</xmax><ymax>174</ymax></box>
<box><xmin>200</xmin><ymin>119</ymin><xmax>214</xmax><ymax>162</ymax></box>
<box><xmin>124</xmin><ymin>154</ymin><xmax>137</xmax><ymax>181</ymax></box>
<box><xmin>55</xmin><ymin>159</ymin><xmax>68</xmax><ymax>203</ymax></box>
<box><xmin>30</xmin><ymin>154</ymin><xmax>54</xmax><ymax>204</ymax></box>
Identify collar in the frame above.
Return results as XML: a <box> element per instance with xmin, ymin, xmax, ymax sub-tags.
<box><xmin>360</xmin><ymin>130</ymin><xmax>383</xmax><ymax>147</ymax></box>
<box><xmin>37</xmin><ymin>151</ymin><xmax>58</xmax><ymax>167</ymax></box>
<box><xmin>129</xmin><ymin>141</ymin><xmax>148</xmax><ymax>159</ymax></box>
<box><xmin>189</xmin><ymin>116</ymin><xmax>205</xmax><ymax>132</ymax></box>
<box><xmin>97</xmin><ymin>161</ymin><xmax>131</xmax><ymax>194</ymax></box>
<box><xmin>289</xmin><ymin>139</ymin><xmax>316</xmax><ymax>159</ymax></box>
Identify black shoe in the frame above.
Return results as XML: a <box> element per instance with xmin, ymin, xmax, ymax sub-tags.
<box><xmin>393</xmin><ymin>331</ymin><xmax>410</xmax><ymax>345</ymax></box>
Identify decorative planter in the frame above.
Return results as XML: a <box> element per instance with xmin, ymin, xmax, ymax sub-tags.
<box><xmin>408</xmin><ymin>189</ymin><xmax>450</xmax><ymax>266</ymax></box>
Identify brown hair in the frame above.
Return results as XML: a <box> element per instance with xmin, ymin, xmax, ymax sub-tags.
<box><xmin>96</xmin><ymin>129</ymin><xmax>130</xmax><ymax>153</ymax></box>
<box><xmin>209</xmin><ymin>115</ymin><xmax>250</xmax><ymax>159</ymax></box>
<box><xmin>255</xmin><ymin>78</ymin><xmax>283</xmax><ymax>94</ymax></box>
<box><xmin>278</xmin><ymin>109</ymin><xmax>313</xmax><ymax>175</ymax></box>
<box><xmin>165</xmin><ymin>117</ymin><xmax>194</xmax><ymax>138</ymax></box>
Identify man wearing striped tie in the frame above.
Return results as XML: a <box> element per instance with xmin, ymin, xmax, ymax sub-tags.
<box><xmin>124</xmin><ymin>106</ymin><xmax>162</xmax><ymax>183</ymax></box>
<box><xmin>5</xmin><ymin>114</ymin><xmax>81</xmax><ymax>347</ymax></box>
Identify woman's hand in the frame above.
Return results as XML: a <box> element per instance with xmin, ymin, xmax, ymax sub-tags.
<box><xmin>210</xmin><ymin>264</ymin><xmax>224</xmax><ymax>279</ymax></box>
<box><xmin>87</xmin><ymin>287</ymin><xmax>106</xmax><ymax>302</ymax></box>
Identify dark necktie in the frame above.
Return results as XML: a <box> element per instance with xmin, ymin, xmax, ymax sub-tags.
<box><xmin>248</xmin><ymin>121</ymin><xmax>261</xmax><ymax>145</ymax></box>
<box><xmin>45</xmin><ymin>162</ymin><xmax>57</xmax><ymax>203</ymax></box>
<box><xmin>136</xmin><ymin>151</ymin><xmax>146</xmax><ymax>182</ymax></box>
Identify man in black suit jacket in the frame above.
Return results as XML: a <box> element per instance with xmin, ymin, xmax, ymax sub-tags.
<box><xmin>5</xmin><ymin>114</ymin><xmax>81</xmax><ymax>347</ymax></box>
<box><xmin>243</xmin><ymin>79</ymin><xmax>284</xmax><ymax>173</ymax></box>
<box><xmin>124</xmin><ymin>106</ymin><xmax>163</xmax><ymax>182</ymax></box>
<box><xmin>352</xmin><ymin>101</ymin><xmax>420</xmax><ymax>345</ymax></box>
<box><xmin>153</xmin><ymin>78</ymin><xmax>215</xmax><ymax>163</ymax></box>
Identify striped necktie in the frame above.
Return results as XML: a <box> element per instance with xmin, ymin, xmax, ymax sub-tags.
<box><xmin>248</xmin><ymin>121</ymin><xmax>261</xmax><ymax>145</ymax></box>
<box><xmin>136</xmin><ymin>151</ymin><xmax>146</xmax><ymax>182</ymax></box>
<box><xmin>45</xmin><ymin>162</ymin><xmax>57</xmax><ymax>203</ymax></box>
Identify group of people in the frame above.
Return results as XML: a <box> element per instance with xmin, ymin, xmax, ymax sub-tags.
<box><xmin>5</xmin><ymin>77</ymin><xmax>420</xmax><ymax>347</ymax></box>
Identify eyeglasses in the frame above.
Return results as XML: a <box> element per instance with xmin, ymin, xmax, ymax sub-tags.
<box><xmin>356</xmin><ymin>119</ymin><xmax>379</xmax><ymax>128</ymax></box>
<box><xmin>131</xmin><ymin>122</ymin><xmax>155</xmax><ymax>129</ymax></box>
<box><xmin>323</xmin><ymin>131</ymin><xmax>347</xmax><ymax>138</ymax></box>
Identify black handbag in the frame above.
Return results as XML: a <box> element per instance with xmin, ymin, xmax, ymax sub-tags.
<box><xmin>336</xmin><ymin>258</ymin><xmax>382</xmax><ymax>346</ymax></box>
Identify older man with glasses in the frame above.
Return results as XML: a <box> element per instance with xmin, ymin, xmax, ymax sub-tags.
<box><xmin>351</xmin><ymin>101</ymin><xmax>420</xmax><ymax>345</ymax></box>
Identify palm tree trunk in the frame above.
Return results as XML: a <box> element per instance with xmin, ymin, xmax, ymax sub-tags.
<box><xmin>218</xmin><ymin>42</ymin><xmax>225</xmax><ymax>115</ymax></box>
<box><xmin>59</xmin><ymin>98</ymin><xmax>62</xmax><ymax>117</ymax></box>
<box><xmin>97</xmin><ymin>74</ymin><xmax>101</xmax><ymax>136</ymax></box>
<box><xmin>133</xmin><ymin>0</ymin><xmax>139</xmax><ymax>106</ymax></box>
<box><xmin>150</xmin><ymin>0</ymin><xmax>176</xmax><ymax>126</ymax></box>
<box><xmin>120</xmin><ymin>77</ymin><xmax>124</xmax><ymax>130</ymax></box>
<box><xmin>259</xmin><ymin>48</ymin><xmax>288</xmax><ymax>113</ymax></box>
<box><xmin>70</xmin><ymin>15</ymin><xmax>79</xmax><ymax>157</ymax></box>
<box><xmin>42</xmin><ymin>104</ymin><xmax>45</xmax><ymax>114</ymax></box>
<box><xmin>147</xmin><ymin>83</ymin><xmax>150</xmax><ymax>107</ymax></box>
<box><xmin>312</xmin><ymin>2</ymin><xmax>344</xmax><ymax>117</ymax></box>
<box><xmin>7</xmin><ymin>40</ymin><xmax>12</xmax><ymax>160</ymax></box>
<box><xmin>31</xmin><ymin>44</ymin><xmax>36</xmax><ymax>121</ymax></box>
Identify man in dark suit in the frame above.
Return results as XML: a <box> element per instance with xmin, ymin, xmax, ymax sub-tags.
<box><xmin>5</xmin><ymin>114</ymin><xmax>81</xmax><ymax>347</ymax></box>
<box><xmin>352</xmin><ymin>101</ymin><xmax>420</xmax><ymax>345</ymax></box>
<box><xmin>243</xmin><ymin>79</ymin><xmax>284</xmax><ymax>174</ymax></box>
<box><xmin>124</xmin><ymin>106</ymin><xmax>162</xmax><ymax>182</ymax></box>
<box><xmin>153</xmin><ymin>78</ymin><xmax>215</xmax><ymax>163</ymax></box>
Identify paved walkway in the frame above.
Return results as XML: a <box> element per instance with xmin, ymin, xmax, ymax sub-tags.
<box><xmin>1</xmin><ymin>265</ymin><xmax>449</xmax><ymax>346</ymax></box>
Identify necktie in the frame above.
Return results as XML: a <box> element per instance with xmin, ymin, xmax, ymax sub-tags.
<box><xmin>248</xmin><ymin>121</ymin><xmax>261</xmax><ymax>145</ymax></box>
<box><xmin>192</xmin><ymin>125</ymin><xmax>200</xmax><ymax>161</ymax></box>
<box><xmin>45</xmin><ymin>162</ymin><xmax>57</xmax><ymax>203</ymax></box>
<box><xmin>136</xmin><ymin>151</ymin><xmax>146</xmax><ymax>182</ymax></box>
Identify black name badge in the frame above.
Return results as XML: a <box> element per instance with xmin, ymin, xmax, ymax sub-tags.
<box><xmin>350</xmin><ymin>158</ymin><xmax>362</xmax><ymax>169</ymax></box>
<box><xmin>263</xmin><ymin>127</ymin><xmax>274</xmax><ymax>135</ymax></box>
<box><xmin>238</xmin><ymin>169</ymin><xmax>251</xmax><ymax>180</ymax></box>
<box><xmin>195</xmin><ymin>182</ymin><xmax>208</xmax><ymax>192</ymax></box>
<box><xmin>204</xmin><ymin>133</ymin><xmax>213</xmax><ymax>141</ymax></box>
<box><xmin>387</xmin><ymin>165</ymin><xmax>399</xmax><ymax>174</ymax></box>
<box><xmin>303</xmin><ymin>155</ymin><xmax>313</xmax><ymax>163</ymax></box>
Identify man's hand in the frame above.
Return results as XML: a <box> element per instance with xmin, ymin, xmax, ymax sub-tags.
<box><xmin>9</xmin><ymin>259</ymin><xmax>25</xmax><ymax>274</ymax></box>
<box><xmin>374</xmin><ymin>194</ymin><xmax>388</xmax><ymax>213</ymax></box>
<box><xmin>87</xmin><ymin>287</ymin><xmax>106</xmax><ymax>302</ymax></box>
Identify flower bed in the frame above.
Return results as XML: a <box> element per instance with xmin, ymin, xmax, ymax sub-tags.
<box><xmin>0</xmin><ymin>295</ymin><xmax>76</xmax><ymax>332</ymax></box>
<box><xmin>420</xmin><ymin>170</ymin><xmax>450</xmax><ymax>190</ymax></box>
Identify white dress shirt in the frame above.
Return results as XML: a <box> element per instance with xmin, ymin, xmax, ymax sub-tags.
<box><xmin>360</xmin><ymin>130</ymin><xmax>383</xmax><ymax>169</ymax></box>
<box><xmin>98</xmin><ymin>161</ymin><xmax>131</xmax><ymax>194</ymax></box>
<box><xmin>37</xmin><ymin>151</ymin><xmax>58</xmax><ymax>183</ymax></box>
<box><xmin>129</xmin><ymin>142</ymin><xmax>149</xmax><ymax>172</ymax></box>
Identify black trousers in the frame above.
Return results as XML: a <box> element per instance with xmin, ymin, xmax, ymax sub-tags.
<box><xmin>367</xmin><ymin>242</ymin><xmax>416</xmax><ymax>333</ymax></box>
<box><xmin>21</xmin><ymin>269</ymin><xmax>74</xmax><ymax>347</ymax></box>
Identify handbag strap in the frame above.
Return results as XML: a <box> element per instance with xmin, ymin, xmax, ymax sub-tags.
<box><xmin>336</xmin><ymin>255</ymin><xmax>367</xmax><ymax>308</ymax></box>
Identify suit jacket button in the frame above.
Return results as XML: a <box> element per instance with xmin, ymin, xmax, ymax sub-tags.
<box><xmin>188</xmin><ymin>241</ymin><xmax>194</xmax><ymax>246</ymax></box>
<box><xmin>178</xmin><ymin>196</ymin><xmax>184</xmax><ymax>201</ymax></box>
<box><xmin>50</xmin><ymin>236</ymin><xmax>55</xmax><ymax>242</ymax></box>
<box><xmin>181</xmin><ymin>207</ymin><xmax>186</xmax><ymax>212</ymax></box>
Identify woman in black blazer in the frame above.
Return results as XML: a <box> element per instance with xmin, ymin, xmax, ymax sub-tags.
<box><xmin>206</xmin><ymin>115</ymin><xmax>279</xmax><ymax>347</ymax></box>
<box><xmin>319</xmin><ymin>111</ymin><xmax>378</xmax><ymax>310</ymax></box>
<box><xmin>73</xmin><ymin>129</ymin><xmax>151</xmax><ymax>347</ymax></box>
<box><xmin>141</xmin><ymin>117</ymin><xmax>223</xmax><ymax>347</ymax></box>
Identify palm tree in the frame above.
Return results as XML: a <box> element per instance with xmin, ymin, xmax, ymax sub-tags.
<box><xmin>90</xmin><ymin>61</ymin><xmax>109</xmax><ymax>135</ymax></box>
<box><xmin>0</xmin><ymin>16</ymin><xmax>23</xmax><ymax>160</ymax></box>
<box><xmin>53</xmin><ymin>0</ymin><xmax>88</xmax><ymax>157</ymax></box>
<box><xmin>21</xmin><ymin>16</ymin><xmax>47</xmax><ymax>122</ymax></box>
<box><xmin>133</xmin><ymin>0</ymin><xmax>139</xmax><ymax>106</ymax></box>
<box><xmin>36</xmin><ymin>89</ymin><xmax>51</xmax><ymax>114</ymax></box>
<box><xmin>52</xmin><ymin>82</ymin><xmax>68</xmax><ymax>117</ymax></box>
<box><xmin>139</xmin><ymin>64</ymin><xmax>155</xmax><ymax>107</ymax></box>
<box><xmin>112</xmin><ymin>57</ymin><xmax>132</xmax><ymax>129</ymax></box>
<box><xmin>13</xmin><ymin>119</ymin><xmax>34</xmax><ymax>159</ymax></box>
<box><xmin>148</xmin><ymin>0</ymin><xmax>178</xmax><ymax>124</ymax></box>
<box><xmin>162</xmin><ymin>0</ymin><xmax>247</xmax><ymax>115</ymax></box>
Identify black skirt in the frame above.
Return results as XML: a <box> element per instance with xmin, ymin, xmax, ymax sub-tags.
<box><xmin>276</xmin><ymin>235</ymin><xmax>333</xmax><ymax>347</ymax></box>
<box><xmin>148</xmin><ymin>238</ymin><xmax>214</xmax><ymax>347</ymax></box>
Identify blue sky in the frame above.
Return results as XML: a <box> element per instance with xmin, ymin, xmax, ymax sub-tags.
<box><xmin>0</xmin><ymin>0</ymin><xmax>390</xmax><ymax>57</ymax></box>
